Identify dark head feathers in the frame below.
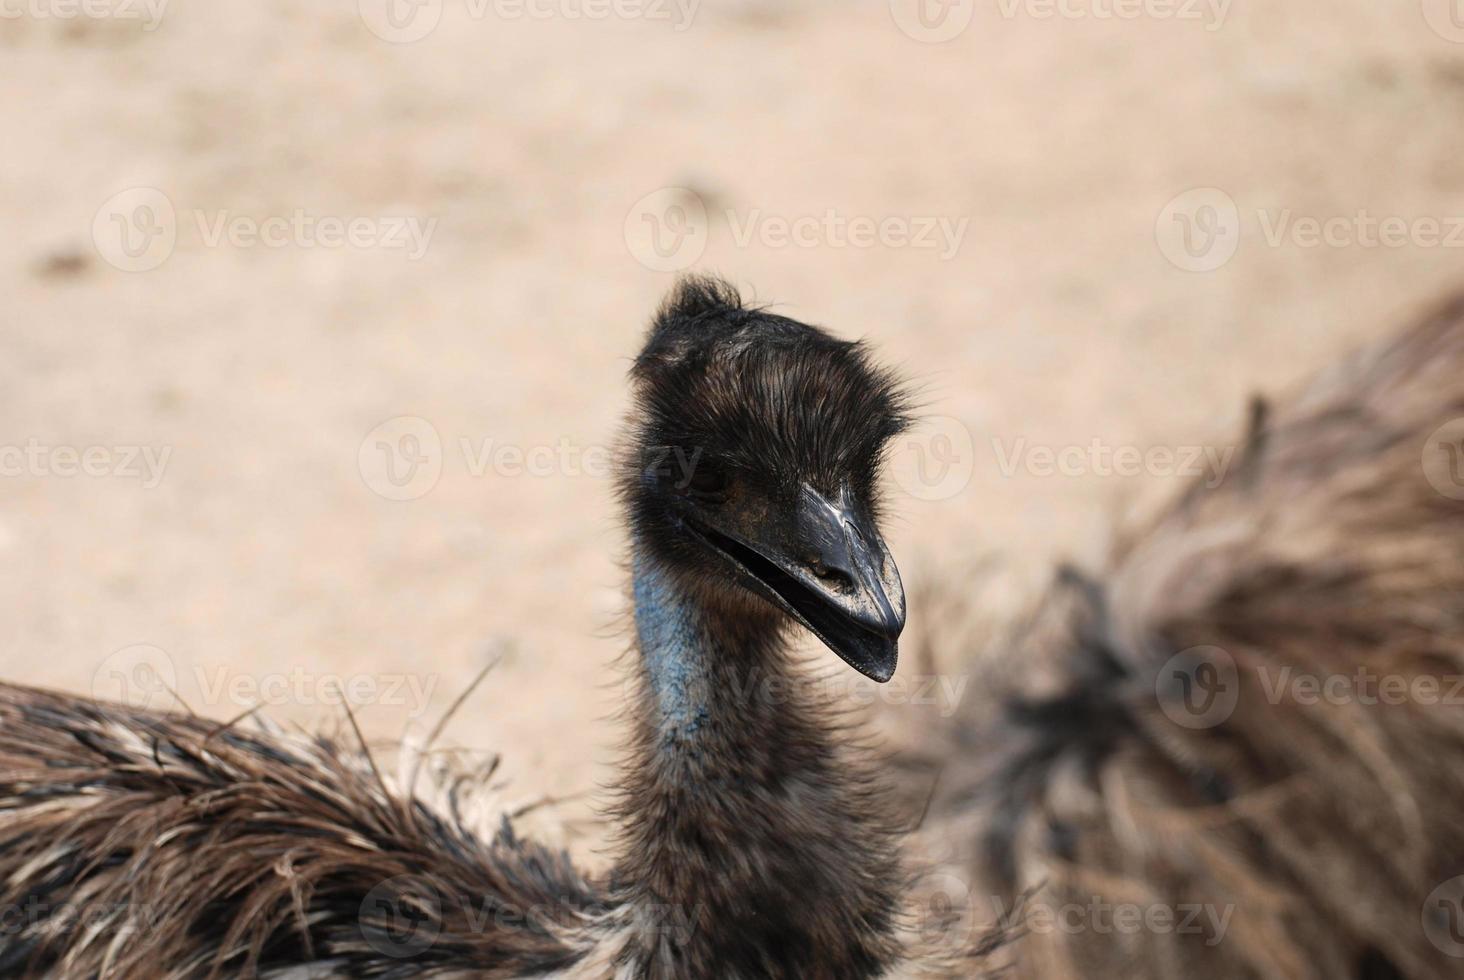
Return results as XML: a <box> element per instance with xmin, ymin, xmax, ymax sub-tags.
<box><xmin>628</xmin><ymin>276</ymin><xmax>912</xmax><ymax>499</ymax></box>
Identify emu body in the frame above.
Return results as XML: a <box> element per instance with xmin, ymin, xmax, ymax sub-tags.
<box><xmin>0</xmin><ymin>279</ymin><xmax>959</xmax><ymax>979</ymax></box>
<box><xmin>916</xmin><ymin>294</ymin><xmax>1464</xmax><ymax>979</ymax></box>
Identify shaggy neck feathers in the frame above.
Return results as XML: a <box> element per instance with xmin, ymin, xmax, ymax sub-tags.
<box><xmin>608</xmin><ymin>542</ymin><xmax>903</xmax><ymax>979</ymax></box>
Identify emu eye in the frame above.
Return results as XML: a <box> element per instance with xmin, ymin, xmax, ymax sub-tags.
<box><xmin>683</xmin><ymin>460</ymin><xmax>729</xmax><ymax>499</ymax></box>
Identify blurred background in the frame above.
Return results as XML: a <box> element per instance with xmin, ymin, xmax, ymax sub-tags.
<box><xmin>3</xmin><ymin>0</ymin><xmax>1463</xmax><ymax>862</ymax></box>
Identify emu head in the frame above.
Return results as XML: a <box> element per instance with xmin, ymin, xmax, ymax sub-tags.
<box><xmin>623</xmin><ymin>277</ymin><xmax>911</xmax><ymax>682</ymax></box>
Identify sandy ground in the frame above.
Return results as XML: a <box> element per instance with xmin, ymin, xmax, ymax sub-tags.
<box><xmin>3</xmin><ymin>0</ymin><xmax>1464</xmax><ymax>861</ymax></box>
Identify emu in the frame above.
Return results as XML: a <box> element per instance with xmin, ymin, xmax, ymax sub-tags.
<box><xmin>910</xmin><ymin>292</ymin><xmax>1464</xmax><ymax>979</ymax></box>
<box><xmin>0</xmin><ymin>278</ymin><xmax>994</xmax><ymax>978</ymax></box>
<box><xmin>2</xmin><ymin>278</ymin><xmax>1462</xmax><ymax>978</ymax></box>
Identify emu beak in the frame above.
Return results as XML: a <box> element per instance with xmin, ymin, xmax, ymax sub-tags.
<box><xmin>689</xmin><ymin>484</ymin><xmax>905</xmax><ymax>682</ymax></box>
<box><xmin>784</xmin><ymin>485</ymin><xmax>905</xmax><ymax>681</ymax></box>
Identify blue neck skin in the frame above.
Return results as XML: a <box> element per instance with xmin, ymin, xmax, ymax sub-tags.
<box><xmin>631</xmin><ymin>549</ymin><xmax>714</xmax><ymax>740</ymax></box>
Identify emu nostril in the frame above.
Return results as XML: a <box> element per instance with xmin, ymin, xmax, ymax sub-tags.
<box><xmin>812</xmin><ymin>563</ymin><xmax>855</xmax><ymax>590</ymax></box>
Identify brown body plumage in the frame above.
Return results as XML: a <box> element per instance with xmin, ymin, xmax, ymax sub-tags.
<box><xmin>2</xmin><ymin>282</ymin><xmax>1462</xmax><ymax>978</ymax></box>
<box><xmin>917</xmin><ymin>293</ymin><xmax>1464</xmax><ymax>978</ymax></box>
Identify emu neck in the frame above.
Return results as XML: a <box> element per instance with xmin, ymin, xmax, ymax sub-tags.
<box><xmin>609</xmin><ymin>550</ymin><xmax>901</xmax><ymax>979</ymax></box>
